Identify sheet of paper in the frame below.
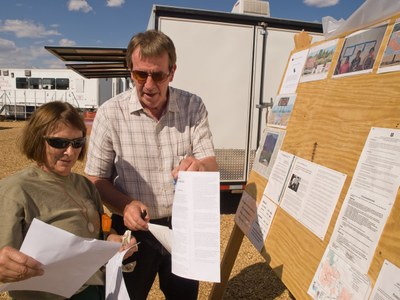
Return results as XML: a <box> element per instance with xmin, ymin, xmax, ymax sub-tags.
<box><xmin>263</xmin><ymin>150</ymin><xmax>295</xmax><ymax>204</ymax></box>
<box><xmin>369</xmin><ymin>260</ymin><xmax>400</xmax><ymax>300</ymax></box>
<box><xmin>106</xmin><ymin>248</ymin><xmax>131</xmax><ymax>300</ymax></box>
<box><xmin>234</xmin><ymin>191</ymin><xmax>277</xmax><ymax>252</ymax></box>
<box><xmin>172</xmin><ymin>171</ymin><xmax>220</xmax><ymax>282</ymax></box>
<box><xmin>279</xmin><ymin>48</ymin><xmax>309</xmax><ymax>94</ymax></box>
<box><xmin>308</xmin><ymin>245</ymin><xmax>371</xmax><ymax>300</ymax></box>
<box><xmin>0</xmin><ymin>218</ymin><xmax>120</xmax><ymax>298</ymax></box>
<box><xmin>235</xmin><ymin>191</ymin><xmax>262</xmax><ymax>250</ymax></box>
<box><xmin>148</xmin><ymin>223</ymin><xmax>172</xmax><ymax>253</ymax></box>
<box><xmin>280</xmin><ymin>157</ymin><xmax>347</xmax><ymax>240</ymax></box>
<box><xmin>330</xmin><ymin>127</ymin><xmax>400</xmax><ymax>272</ymax></box>
<box><xmin>256</xmin><ymin>194</ymin><xmax>278</xmax><ymax>249</ymax></box>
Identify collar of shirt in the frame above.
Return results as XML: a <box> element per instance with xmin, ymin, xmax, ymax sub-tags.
<box><xmin>129</xmin><ymin>87</ymin><xmax>180</xmax><ymax>115</ymax></box>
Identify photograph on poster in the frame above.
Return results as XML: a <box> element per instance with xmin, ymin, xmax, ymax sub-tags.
<box><xmin>288</xmin><ymin>174</ymin><xmax>301</xmax><ymax>192</ymax></box>
<box><xmin>252</xmin><ymin>127</ymin><xmax>286</xmax><ymax>180</ymax></box>
<box><xmin>378</xmin><ymin>19</ymin><xmax>400</xmax><ymax>74</ymax></box>
<box><xmin>333</xmin><ymin>23</ymin><xmax>388</xmax><ymax>77</ymax></box>
<box><xmin>300</xmin><ymin>39</ymin><xmax>338</xmax><ymax>83</ymax></box>
<box><xmin>267</xmin><ymin>94</ymin><xmax>297</xmax><ymax>128</ymax></box>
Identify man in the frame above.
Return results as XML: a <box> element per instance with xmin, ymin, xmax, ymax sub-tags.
<box><xmin>85</xmin><ymin>30</ymin><xmax>218</xmax><ymax>299</ymax></box>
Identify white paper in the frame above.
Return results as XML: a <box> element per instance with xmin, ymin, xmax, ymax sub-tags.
<box><xmin>279</xmin><ymin>48</ymin><xmax>309</xmax><ymax>94</ymax></box>
<box><xmin>171</xmin><ymin>171</ymin><xmax>220</xmax><ymax>282</ymax></box>
<box><xmin>263</xmin><ymin>150</ymin><xmax>295</xmax><ymax>204</ymax></box>
<box><xmin>0</xmin><ymin>218</ymin><xmax>120</xmax><ymax>298</ymax></box>
<box><xmin>106</xmin><ymin>248</ymin><xmax>131</xmax><ymax>300</ymax></box>
<box><xmin>256</xmin><ymin>195</ymin><xmax>278</xmax><ymax>248</ymax></box>
<box><xmin>280</xmin><ymin>157</ymin><xmax>347</xmax><ymax>240</ymax></box>
<box><xmin>330</xmin><ymin>127</ymin><xmax>400</xmax><ymax>273</ymax></box>
<box><xmin>308</xmin><ymin>245</ymin><xmax>371</xmax><ymax>300</ymax></box>
<box><xmin>148</xmin><ymin>223</ymin><xmax>172</xmax><ymax>253</ymax></box>
<box><xmin>234</xmin><ymin>191</ymin><xmax>277</xmax><ymax>252</ymax></box>
<box><xmin>370</xmin><ymin>260</ymin><xmax>400</xmax><ymax>300</ymax></box>
<box><xmin>235</xmin><ymin>191</ymin><xmax>263</xmax><ymax>250</ymax></box>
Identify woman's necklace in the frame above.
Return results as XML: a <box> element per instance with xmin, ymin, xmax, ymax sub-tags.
<box><xmin>57</xmin><ymin>180</ymin><xmax>95</xmax><ymax>233</ymax></box>
<box><xmin>37</xmin><ymin>164</ymin><xmax>95</xmax><ymax>233</ymax></box>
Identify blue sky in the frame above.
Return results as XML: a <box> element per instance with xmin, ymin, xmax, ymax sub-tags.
<box><xmin>0</xmin><ymin>0</ymin><xmax>366</xmax><ymax>69</ymax></box>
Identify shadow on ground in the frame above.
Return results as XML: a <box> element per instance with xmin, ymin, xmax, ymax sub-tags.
<box><xmin>220</xmin><ymin>191</ymin><xmax>242</xmax><ymax>215</ymax></box>
<box><xmin>223</xmin><ymin>262</ymin><xmax>295</xmax><ymax>300</ymax></box>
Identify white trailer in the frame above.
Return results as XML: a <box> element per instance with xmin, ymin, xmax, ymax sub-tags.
<box><xmin>0</xmin><ymin>68</ymin><xmax>118</xmax><ymax>119</ymax></box>
<box><xmin>147</xmin><ymin>5</ymin><xmax>324</xmax><ymax>190</ymax></box>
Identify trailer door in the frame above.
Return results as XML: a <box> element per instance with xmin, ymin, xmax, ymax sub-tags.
<box><xmin>158</xmin><ymin>18</ymin><xmax>261</xmax><ymax>186</ymax></box>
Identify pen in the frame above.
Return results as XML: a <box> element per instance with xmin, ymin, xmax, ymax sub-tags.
<box><xmin>141</xmin><ymin>209</ymin><xmax>147</xmax><ymax>220</ymax></box>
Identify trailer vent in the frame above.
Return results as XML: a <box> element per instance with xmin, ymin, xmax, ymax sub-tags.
<box><xmin>231</xmin><ymin>0</ymin><xmax>270</xmax><ymax>17</ymax></box>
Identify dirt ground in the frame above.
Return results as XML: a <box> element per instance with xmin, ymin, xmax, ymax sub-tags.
<box><xmin>0</xmin><ymin>120</ymin><xmax>294</xmax><ymax>300</ymax></box>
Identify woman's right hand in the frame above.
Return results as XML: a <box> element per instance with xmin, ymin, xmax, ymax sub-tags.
<box><xmin>0</xmin><ymin>246</ymin><xmax>44</xmax><ymax>283</ymax></box>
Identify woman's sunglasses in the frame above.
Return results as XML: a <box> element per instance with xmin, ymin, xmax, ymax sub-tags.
<box><xmin>131</xmin><ymin>70</ymin><xmax>170</xmax><ymax>83</ymax></box>
<box><xmin>43</xmin><ymin>136</ymin><xmax>86</xmax><ymax>149</ymax></box>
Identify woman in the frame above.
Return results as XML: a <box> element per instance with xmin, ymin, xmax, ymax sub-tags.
<box><xmin>0</xmin><ymin>101</ymin><xmax>137</xmax><ymax>299</ymax></box>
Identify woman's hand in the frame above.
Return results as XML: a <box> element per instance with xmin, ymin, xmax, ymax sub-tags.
<box><xmin>0</xmin><ymin>246</ymin><xmax>44</xmax><ymax>283</ymax></box>
<box><xmin>106</xmin><ymin>233</ymin><xmax>139</xmax><ymax>260</ymax></box>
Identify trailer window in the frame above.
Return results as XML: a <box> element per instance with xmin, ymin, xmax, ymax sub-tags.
<box><xmin>56</xmin><ymin>78</ymin><xmax>69</xmax><ymax>90</ymax></box>
<box><xmin>42</xmin><ymin>78</ymin><xmax>55</xmax><ymax>90</ymax></box>
<box><xmin>16</xmin><ymin>78</ymin><xmax>29</xmax><ymax>89</ymax></box>
<box><xmin>29</xmin><ymin>78</ymin><xmax>42</xmax><ymax>89</ymax></box>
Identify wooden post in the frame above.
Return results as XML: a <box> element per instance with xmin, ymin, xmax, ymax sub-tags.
<box><xmin>209</xmin><ymin>224</ymin><xmax>244</xmax><ymax>300</ymax></box>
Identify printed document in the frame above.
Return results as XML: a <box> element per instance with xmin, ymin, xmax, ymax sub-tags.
<box><xmin>263</xmin><ymin>150</ymin><xmax>295</xmax><ymax>204</ymax></box>
<box><xmin>235</xmin><ymin>191</ymin><xmax>277</xmax><ymax>252</ymax></box>
<box><xmin>279</xmin><ymin>48</ymin><xmax>309</xmax><ymax>94</ymax></box>
<box><xmin>280</xmin><ymin>156</ymin><xmax>347</xmax><ymax>240</ymax></box>
<box><xmin>370</xmin><ymin>260</ymin><xmax>400</xmax><ymax>300</ymax></box>
<box><xmin>172</xmin><ymin>171</ymin><xmax>220</xmax><ymax>282</ymax></box>
<box><xmin>308</xmin><ymin>245</ymin><xmax>371</xmax><ymax>299</ymax></box>
<box><xmin>330</xmin><ymin>127</ymin><xmax>400</xmax><ymax>273</ymax></box>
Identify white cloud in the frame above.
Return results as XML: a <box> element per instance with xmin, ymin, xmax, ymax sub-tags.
<box><xmin>0</xmin><ymin>19</ymin><xmax>60</xmax><ymax>38</ymax></box>
<box><xmin>0</xmin><ymin>38</ymin><xmax>17</xmax><ymax>51</ymax></box>
<box><xmin>0</xmin><ymin>38</ymin><xmax>61</xmax><ymax>69</ymax></box>
<box><xmin>59</xmin><ymin>38</ymin><xmax>76</xmax><ymax>46</ymax></box>
<box><xmin>303</xmin><ymin>0</ymin><xmax>339</xmax><ymax>8</ymax></box>
<box><xmin>106</xmin><ymin>0</ymin><xmax>125</xmax><ymax>7</ymax></box>
<box><xmin>68</xmin><ymin>0</ymin><xmax>93</xmax><ymax>13</ymax></box>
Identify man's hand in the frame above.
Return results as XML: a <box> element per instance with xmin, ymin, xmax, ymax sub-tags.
<box><xmin>123</xmin><ymin>200</ymin><xmax>149</xmax><ymax>231</ymax></box>
<box><xmin>171</xmin><ymin>156</ymin><xmax>218</xmax><ymax>180</ymax></box>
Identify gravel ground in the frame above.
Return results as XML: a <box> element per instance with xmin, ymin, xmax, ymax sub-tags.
<box><xmin>0</xmin><ymin>120</ymin><xmax>294</xmax><ymax>300</ymax></box>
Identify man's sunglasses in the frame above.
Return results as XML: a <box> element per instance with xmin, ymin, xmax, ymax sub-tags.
<box><xmin>131</xmin><ymin>70</ymin><xmax>170</xmax><ymax>83</ymax></box>
<box><xmin>43</xmin><ymin>136</ymin><xmax>86</xmax><ymax>149</ymax></box>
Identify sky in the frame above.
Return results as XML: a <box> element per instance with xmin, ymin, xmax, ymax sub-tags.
<box><xmin>0</xmin><ymin>0</ymin><xmax>367</xmax><ymax>69</ymax></box>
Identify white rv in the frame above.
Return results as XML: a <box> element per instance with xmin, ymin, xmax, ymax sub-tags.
<box><xmin>0</xmin><ymin>68</ymin><xmax>122</xmax><ymax>119</ymax></box>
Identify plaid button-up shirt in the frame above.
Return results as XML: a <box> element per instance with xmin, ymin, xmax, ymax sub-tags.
<box><xmin>85</xmin><ymin>86</ymin><xmax>215</xmax><ymax>219</ymax></box>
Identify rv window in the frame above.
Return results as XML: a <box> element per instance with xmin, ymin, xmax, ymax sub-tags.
<box><xmin>42</xmin><ymin>78</ymin><xmax>55</xmax><ymax>90</ymax></box>
<box><xmin>29</xmin><ymin>78</ymin><xmax>42</xmax><ymax>89</ymax></box>
<box><xmin>56</xmin><ymin>78</ymin><xmax>69</xmax><ymax>90</ymax></box>
<box><xmin>16</xmin><ymin>78</ymin><xmax>29</xmax><ymax>89</ymax></box>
